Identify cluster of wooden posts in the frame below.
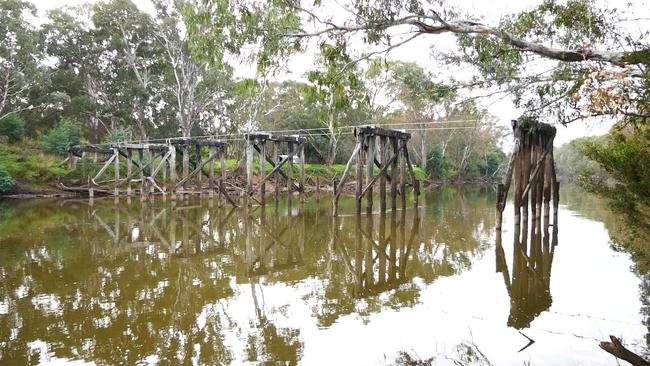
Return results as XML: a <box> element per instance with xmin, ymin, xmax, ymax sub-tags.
<box><xmin>496</xmin><ymin>118</ymin><xmax>560</xmax><ymax>232</ymax></box>
<box><xmin>65</xmin><ymin>138</ymin><xmax>235</xmax><ymax>205</ymax></box>
<box><xmin>494</xmin><ymin>118</ymin><xmax>560</xmax><ymax>330</ymax></box>
<box><xmin>333</xmin><ymin>126</ymin><xmax>420</xmax><ymax>216</ymax></box>
<box><xmin>64</xmin><ymin>126</ymin><xmax>419</xmax><ymax>214</ymax></box>
<box><xmin>244</xmin><ymin>133</ymin><xmax>306</xmax><ymax>207</ymax></box>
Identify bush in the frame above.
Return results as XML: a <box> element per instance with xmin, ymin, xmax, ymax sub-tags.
<box><xmin>42</xmin><ymin>118</ymin><xmax>83</xmax><ymax>155</ymax></box>
<box><xmin>106</xmin><ymin>126</ymin><xmax>132</xmax><ymax>143</ymax></box>
<box><xmin>0</xmin><ymin>166</ymin><xmax>16</xmax><ymax>193</ymax></box>
<box><xmin>0</xmin><ymin>115</ymin><xmax>26</xmax><ymax>143</ymax></box>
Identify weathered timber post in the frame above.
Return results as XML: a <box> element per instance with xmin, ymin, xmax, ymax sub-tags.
<box><xmin>139</xmin><ymin>149</ymin><xmax>146</xmax><ymax>201</ymax></box>
<box><xmin>355</xmin><ymin>133</ymin><xmax>365</xmax><ymax>214</ymax></box>
<box><xmin>246</xmin><ymin>136</ymin><xmax>254</xmax><ymax>205</ymax></box>
<box><xmin>169</xmin><ymin>145</ymin><xmax>177</xmax><ymax>200</ymax></box>
<box><xmin>209</xmin><ymin>146</ymin><xmax>216</xmax><ymax>199</ymax></box>
<box><xmin>287</xmin><ymin>141</ymin><xmax>294</xmax><ymax>212</ymax></box>
<box><xmin>219</xmin><ymin>147</ymin><xmax>226</xmax><ymax>206</ymax></box>
<box><xmin>193</xmin><ymin>144</ymin><xmax>200</xmax><ymax>194</ymax></box>
<box><xmin>182</xmin><ymin>144</ymin><xmax>189</xmax><ymax>199</ymax></box>
<box><xmin>126</xmin><ymin>148</ymin><xmax>133</xmax><ymax>196</ymax></box>
<box><xmin>260</xmin><ymin>140</ymin><xmax>266</xmax><ymax>205</ymax></box>
<box><xmin>88</xmin><ymin>176</ymin><xmax>94</xmax><ymax>201</ymax></box>
<box><xmin>274</xmin><ymin>141</ymin><xmax>280</xmax><ymax>204</ymax></box>
<box><xmin>299</xmin><ymin>144</ymin><xmax>305</xmax><ymax>203</ymax></box>
<box><xmin>379</xmin><ymin>135</ymin><xmax>387</xmax><ymax>212</ymax></box>
<box><xmin>400</xmin><ymin>139</ymin><xmax>407</xmax><ymax>210</ymax></box>
<box><xmin>366</xmin><ymin>134</ymin><xmax>375</xmax><ymax>214</ymax></box>
<box><xmin>391</xmin><ymin>137</ymin><xmax>398</xmax><ymax>211</ymax></box>
<box><xmin>113</xmin><ymin>147</ymin><xmax>120</xmax><ymax>196</ymax></box>
<box><xmin>67</xmin><ymin>152</ymin><xmax>78</xmax><ymax>170</ymax></box>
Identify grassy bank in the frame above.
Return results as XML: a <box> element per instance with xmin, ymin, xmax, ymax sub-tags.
<box><xmin>0</xmin><ymin>141</ymin><xmax>68</xmax><ymax>192</ymax></box>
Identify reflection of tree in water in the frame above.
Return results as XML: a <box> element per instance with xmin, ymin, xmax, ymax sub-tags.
<box><xmin>0</xmin><ymin>200</ymin><xmax>242</xmax><ymax>364</ymax></box>
<box><xmin>560</xmin><ymin>185</ymin><xmax>650</xmax><ymax>355</ymax></box>
<box><xmin>240</xmin><ymin>207</ymin><xmax>304</xmax><ymax>365</ymax></box>
<box><xmin>245</xmin><ymin>283</ymin><xmax>303</xmax><ymax>365</ymax></box>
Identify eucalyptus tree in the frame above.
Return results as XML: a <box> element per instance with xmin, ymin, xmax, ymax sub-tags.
<box><xmin>304</xmin><ymin>42</ymin><xmax>370</xmax><ymax>167</ymax></box>
<box><xmin>0</xmin><ymin>0</ymin><xmax>48</xmax><ymax>122</ymax></box>
<box><xmin>41</xmin><ymin>7</ymin><xmax>110</xmax><ymax>140</ymax></box>
<box><xmin>185</xmin><ymin>0</ymin><xmax>648</xmax><ymax>123</ymax></box>
<box><xmin>386</xmin><ymin>61</ymin><xmax>455</xmax><ymax>172</ymax></box>
<box><xmin>152</xmin><ymin>0</ymin><xmax>234</xmax><ymax>138</ymax></box>
<box><xmin>91</xmin><ymin>0</ymin><xmax>164</xmax><ymax>140</ymax></box>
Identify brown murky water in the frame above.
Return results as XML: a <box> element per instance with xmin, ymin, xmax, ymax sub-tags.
<box><xmin>0</xmin><ymin>187</ymin><xmax>647</xmax><ymax>365</ymax></box>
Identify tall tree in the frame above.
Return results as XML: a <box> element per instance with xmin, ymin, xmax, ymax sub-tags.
<box><xmin>305</xmin><ymin>42</ymin><xmax>369</xmax><ymax>167</ymax></box>
<box><xmin>386</xmin><ymin>61</ymin><xmax>455</xmax><ymax>172</ymax></box>
<box><xmin>186</xmin><ymin>0</ymin><xmax>649</xmax><ymax>123</ymax></box>
<box><xmin>0</xmin><ymin>0</ymin><xmax>47</xmax><ymax>121</ymax></box>
<box><xmin>153</xmin><ymin>0</ymin><xmax>234</xmax><ymax>138</ymax></box>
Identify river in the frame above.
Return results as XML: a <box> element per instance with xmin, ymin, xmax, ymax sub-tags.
<box><xmin>0</xmin><ymin>186</ymin><xmax>647</xmax><ymax>365</ymax></box>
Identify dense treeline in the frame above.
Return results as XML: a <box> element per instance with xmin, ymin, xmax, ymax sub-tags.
<box><xmin>554</xmin><ymin>136</ymin><xmax>608</xmax><ymax>181</ymax></box>
<box><xmin>0</xmin><ymin>0</ymin><xmax>506</xmax><ymax>189</ymax></box>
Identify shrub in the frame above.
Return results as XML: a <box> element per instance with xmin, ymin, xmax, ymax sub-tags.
<box><xmin>42</xmin><ymin>118</ymin><xmax>83</xmax><ymax>155</ymax></box>
<box><xmin>106</xmin><ymin>126</ymin><xmax>132</xmax><ymax>144</ymax></box>
<box><xmin>0</xmin><ymin>166</ymin><xmax>16</xmax><ymax>193</ymax></box>
<box><xmin>0</xmin><ymin>115</ymin><xmax>26</xmax><ymax>143</ymax></box>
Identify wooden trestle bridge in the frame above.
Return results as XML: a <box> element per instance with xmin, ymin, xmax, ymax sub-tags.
<box><xmin>63</xmin><ymin>126</ymin><xmax>422</xmax><ymax>215</ymax></box>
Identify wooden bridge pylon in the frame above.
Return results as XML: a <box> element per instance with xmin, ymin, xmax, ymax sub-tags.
<box><xmin>496</xmin><ymin>117</ymin><xmax>560</xmax><ymax>238</ymax></box>
<box><xmin>245</xmin><ymin>133</ymin><xmax>306</xmax><ymax>207</ymax></box>
<box><xmin>65</xmin><ymin>138</ymin><xmax>236</xmax><ymax>206</ymax></box>
<box><xmin>333</xmin><ymin>126</ymin><xmax>420</xmax><ymax>216</ymax></box>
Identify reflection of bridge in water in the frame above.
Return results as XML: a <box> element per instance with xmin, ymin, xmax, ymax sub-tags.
<box><xmin>88</xmin><ymin>198</ymin><xmax>421</xmax><ymax>294</ymax></box>
<box><xmin>0</xmin><ymin>189</ymin><xmax>498</xmax><ymax>365</ymax></box>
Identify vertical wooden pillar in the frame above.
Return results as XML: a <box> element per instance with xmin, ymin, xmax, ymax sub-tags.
<box><xmin>246</xmin><ymin>138</ymin><xmax>254</xmax><ymax>203</ymax></box>
<box><xmin>162</xmin><ymin>152</ymin><xmax>167</xmax><ymax>184</ymax></box>
<box><xmin>390</xmin><ymin>137</ymin><xmax>398</xmax><ymax>211</ymax></box>
<box><xmin>195</xmin><ymin>144</ymin><xmax>202</xmax><ymax>195</ymax></box>
<box><xmin>220</xmin><ymin>148</ymin><xmax>226</xmax><ymax>206</ymax></box>
<box><xmin>169</xmin><ymin>145</ymin><xmax>177</xmax><ymax>200</ymax></box>
<box><xmin>355</xmin><ymin>133</ymin><xmax>364</xmax><ymax>215</ymax></box>
<box><xmin>139</xmin><ymin>149</ymin><xmax>146</xmax><ymax>200</ymax></box>
<box><xmin>260</xmin><ymin>140</ymin><xmax>266</xmax><ymax>205</ymax></box>
<box><xmin>400</xmin><ymin>139</ymin><xmax>407</xmax><ymax>210</ymax></box>
<box><xmin>379</xmin><ymin>136</ymin><xmax>387</xmax><ymax>212</ymax></box>
<box><xmin>88</xmin><ymin>176</ymin><xmax>94</xmax><ymax>201</ymax></box>
<box><xmin>182</xmin><ymin>144</ymin><xmax>189</xmax><ymax>196</ymax></box>
<box><xmin>274</xmin><ymin>141</ymin><xmax>280</xmax><ymax>204</ymax></box>
<box><xmin>299</xmin><ymin>144</ymin><xmax>305</xmax><ymax>203</ymax></box>
<box><xmin>126</xmin><ymin>149</ymin><xmax>133</xmax><ymax>196</ymax></box>
<box><xmin>67</xmin><ymin>153</ymin><xmax>77</xmax><ymax>170</ymax></box>
<box><xmin>366</xmin><ymin>135</ymin><xmax>375</xmax><ymax>214</ymax></box>
<box><xmin>287</xmin><ymin>141</ymin><xmax>294</xmax><ymax>211</ymax></box>
<box><xmin>113</xmin><ymin>148</ymin><xmax>120</xmax><ymax>196</ymax></box>
<box><xmin>209</xmin><ymin>146</ymin><xmax>216</xmax><ymax>198</ymax></box>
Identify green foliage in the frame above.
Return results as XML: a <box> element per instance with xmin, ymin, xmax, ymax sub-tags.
<box><xmin>42</xmin><ymin>119</ymin><xmax>83</xmax><ymax>155</ymax></box>
<box><xmin>105</xmin><ymin>126</ymin><xmax>132</xmax><ymax>143</ymax></box>
<box><xmin>0</xmin><ymin>166</ymin><xmax>16</xmax><ymax>193</ymax></box>
<box><xmin>579</xmin><ymin>123</ymin><xmax>650</xmax><ymax>231</ymax></box>
<box><xmin>0</xmin><ymin>142</ymin><xmax>68</xmax><ymax>185</ymax></box>
<box><xmin>426</xmin><ymin>146</ymin><xmax>456</xmax><ymax>180</ymax></box>
<box><xmin>554</xmin><ymin>136</ymin><xmax>607</xmax><ymax>181</ymax></box>
<box><xmin>485</xmin><ymin>148</ymin><xmax>506</xmax><ymax>176</ymax></box>
<box><xmin>0</xmin><ymin>115</ymin><xmax>26</xmax><ymax>143</ymax></box>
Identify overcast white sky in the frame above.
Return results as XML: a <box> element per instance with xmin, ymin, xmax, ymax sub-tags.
<box><xmin>26</xmin><ymin>0</ymin><xmax>649</xmax><ymax>147</ymax></box>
